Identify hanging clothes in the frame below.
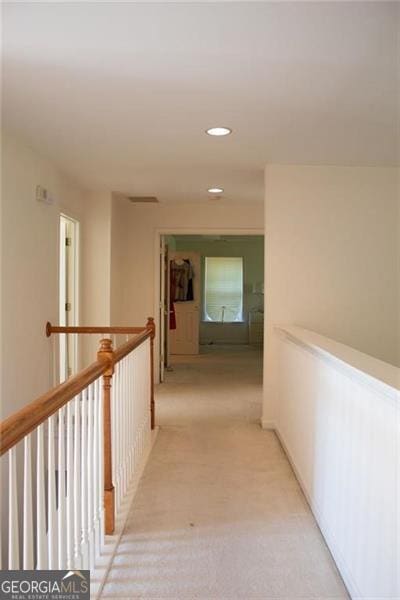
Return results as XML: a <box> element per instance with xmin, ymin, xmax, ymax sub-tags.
<box><xmin>169</xmin><ymin>258</ymin><xmax>195</xmax><ymax>330</ymax></box>
<box><xmin>170</xmin><ymin>259</ymin><xmax>194</xmax><ymax>302</ymax></box>
<box><xmin>184</xmin><ymin>259</ymin><xmax>194</xmax><ymax>301</ymax></box>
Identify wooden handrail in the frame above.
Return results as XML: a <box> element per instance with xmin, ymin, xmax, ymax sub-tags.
<box><xmin>0</xmin><ymin>360</ymin><xmax>106</xmax><ymax>456</ymax></box>
<box><xmin>1</xmin><ymin>318</ymin><xmax>156</xmax><ymax>457</ymax></box>
<box><xmin>113</xmin><ymin>328</ymin><xmax>152</xmax><ymax>363</ymax></box>
<box><xmin>46</xmin><ymin>322</ymin><xmax>146</xmax><ymax>337</ymax></box>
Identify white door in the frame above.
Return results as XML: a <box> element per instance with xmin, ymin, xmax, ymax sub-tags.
<box><xmin>169</xmin><ymin>251</ymin><xmax>200</xmax><ymax>355</ymax></box>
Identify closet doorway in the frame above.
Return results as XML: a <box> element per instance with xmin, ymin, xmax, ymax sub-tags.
<box><xmin>169</xmin><ymin>251</ymin><xmax>201</xmax><ymax>355</ymax></box>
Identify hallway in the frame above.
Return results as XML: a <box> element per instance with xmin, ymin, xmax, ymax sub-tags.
<box><xmin>101</xmin><ymin>347</ymin><xmax>348</xmax><ymax>599</ymax></box>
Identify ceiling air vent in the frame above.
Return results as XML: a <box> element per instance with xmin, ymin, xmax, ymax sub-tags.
<box><xmin>128</xmin><ymin>196</ymin><xmax>158</xmax><ymax>203</ymax></box>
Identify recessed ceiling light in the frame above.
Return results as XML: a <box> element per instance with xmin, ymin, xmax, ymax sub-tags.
<box><xmin>208</xmin><ymin>187</ymin><xmax>224</xmax><ymax>194</ymax></box>
<box><xmin>206</xmin><ymin>127</ymin><xmax>232</xmax><ymax>137</ymax></box>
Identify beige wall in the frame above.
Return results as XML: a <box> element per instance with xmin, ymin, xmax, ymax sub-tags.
<box><xmin>263</xmin><ymin>164</ymin><xmax>400</xmax><ymax>426</ymax></box>
<box><xmin>173</xmin><ymin>236</ymin><xmax>264</xmax><ymax>345</ymax></box>
<box><xmin>110</xmin><ymin>198</ymin><xmax>264</xmax><ymax>374</ymax></box>
<box><xmin>79</xmin><ymin>191</ymin><xmax>112</xmax><ymax>365</ymax></box>
<box><xmin>4</xmin><ymin>141</ymin><xmax>397</xmax><ymax>430</ymax></box>
<box><xmin>1</xmin><ymin>133</ymin><xmax>112</xmax><ymax>418</ymax></box>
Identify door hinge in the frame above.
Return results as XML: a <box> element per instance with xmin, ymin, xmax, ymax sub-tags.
<box><xmin>65</xmin><ymin>237</ymin><xmax>72</xmax><ymax>246</ymax></box>
<box><xmin>65</xmin><ymin>302</ymin><xmax>72</xmax><ymax>312</ymax></box>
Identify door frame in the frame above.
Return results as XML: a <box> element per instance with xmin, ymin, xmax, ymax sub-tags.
<box><xmin>59</xmin><ymin>213</ymin><xmax>80</xmax><ymax>381</ymax></box>
<box><xmin>154</xmin><ymin>227</ymin><xmax>264</xmax><ymax>383</ymax></box>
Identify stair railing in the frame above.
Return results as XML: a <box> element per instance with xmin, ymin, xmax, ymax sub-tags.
<box><xmin>0</xmin><ymin>317</ymin><xmax>155</xmax><ymax>571</ymax></box>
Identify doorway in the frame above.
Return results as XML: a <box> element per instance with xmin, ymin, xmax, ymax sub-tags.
<box><xmin>158</xmin><ymin>233</ymin><xmax>264</xmax><ymax>382</ymax></box>
<box><xmin>169</xmin><ymin>250</ymin><xmax>201</xmax><ymax>355</ymax></box>
<box><xmin>59</xmin><ymin>214</ymin><xmax>79</xmax><ymax>381</ymax></box>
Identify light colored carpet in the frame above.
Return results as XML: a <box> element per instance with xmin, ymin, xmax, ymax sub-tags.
<box><xmin>100</xmin><ymin>345</ymin><xmax>348</xmax><ymax>600</ymax></box>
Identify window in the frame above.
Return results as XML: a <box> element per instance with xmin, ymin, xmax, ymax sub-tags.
<box><xmin>204</xmin><ymin>257</ymin><xmax>243</xmax><ymax>323</ymax></box>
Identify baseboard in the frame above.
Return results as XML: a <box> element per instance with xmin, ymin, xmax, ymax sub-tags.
<box><xmin>90</xmin><ymin>426</ymin><xmax>160</xmax><ymax>599</ymax></box>
<box><xmin>261</xmin><ymin>419</ymin><xmax>276</xmax><ymax>430</ymax></box>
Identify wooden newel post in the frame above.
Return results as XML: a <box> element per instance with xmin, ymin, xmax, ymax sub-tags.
<box><xmin>146</xmin><ymin>317</ymin><xmax>156</xmax><ymax>430</ymax></box>
<box><xmin>97</xmin><ymin>338</ymin><xmax>115</xmax><ymax>535</ymax></box>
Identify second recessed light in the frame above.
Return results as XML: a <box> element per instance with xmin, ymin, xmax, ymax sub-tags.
<box><xmin>208</xmin><ymin>187</ymin><xmax>224</xmax><ymax>194</ymax></box>
<box><xmin>206</xmin><ymin>127</ymin><xmax>232</xmax><ymax>137</ymax></box>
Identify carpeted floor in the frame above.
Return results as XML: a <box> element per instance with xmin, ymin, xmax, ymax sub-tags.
<box><xmin>100</xmin><ymin>345</ymin><xmax>348</xmax><ymax>599</ymax></box>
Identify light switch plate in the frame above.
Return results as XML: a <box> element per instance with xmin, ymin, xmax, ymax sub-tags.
<box><xmin>36</xmin><ymin>184</ymin><xmax>55</xmax><ymax>205</ymax></box>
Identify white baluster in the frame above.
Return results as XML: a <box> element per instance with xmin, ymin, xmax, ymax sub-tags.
<box><xmin>113</xmin><ymin>365</ymin><xmax>117</xmax><ymax>481</ymax></box>
<box><xmin>93</xmin><ymin>379</ymin><xmax>100</xmax><ymax>556</ymax></box>
<box><xmin>128</xmin><ymin>353</ymin><xmax>132</xmax><ymax>483</ymax></box>
<box><xmin>131</xmin><ymin>351</ymin><xmax>135</xmax><ymax>480</ymax></box>
<box><xmin>111</xmin><ymin>363</ymin><xmax>118</xmax><ymax>510</ymax></box>
<box><xmin>128</xmin><ymin>352</ymin><xmax>133</xmax><ymax>482</ymax></box>
<box><xmin>139</xmin><ymin>349</ymin><xmax>143</xmax><ymax>467</ymax></box>
<box><xmin>142</xmin><ymin>345</ymin><xmax>146</xmax><ymax>449</ymax></box>
<box><xmin>66</xmin><ymin>401</ymin><xmax>74</xmax><ymax>568</ymax></box>
<box><xmin>126</xmin><ymin>354</ymin><xmax>130</xmax><ymax>481</ymax></box>
<box><xmin>98</xmin><ymin>379</ymin><xmax>105</xmax><ymax>546</ymax></box>
<box><xmin>120</xmin><ymin>358</ymin><xmax>124</xmax><ymax>499</ymax></box>
<box><xmin>118</xmin><ymin>358</ymin><xmax>127</xmax><ymax>500</ymax></box>
<box><xmin>87</xmin><ymin>383</ymin><xmax>95</xmax><ymax>568</ymax></box>
<box><xmin>58</xmin><ymin>407</ymin><xmax>66</xmax><ymax>569</ymax></box>
<box><xmin>117</xmin><ymin>361</ymin><xmax>120</xmax><ymax>486</ymax></box>
<box><xmin>122</xmin><ymin>357</ymin><xmax>127</xmax><ymax>496</ymax></box>
<box><xmin>36</xmin><ymin>424</ymin><xmax>48</xmax><ymax>568</ymax></box>
<box><xmin>0</xmin><ymin>502</ymin><xmax>2</xmax><ymax>569</ymax></box>
<box><xmin>81</xmin><ymin>388</ymin><xmax>89</xmax><ymax>568</ymax></box>
<box><xmin>8</xmin><ymin>447</ymin><xmax>19</xmax><ymax>569</ymax></box>
<box><xmin>138</xmin><ymin>352</ymin><xmax>141</xmax><ymax>462</ymax></box>
<box><xmin>132</xmin><ymin>352</ymin><xmax>137</xmax><ymax>472</ymax></box>
<box><xmin>48</xmin><ymin>415</ymin><xmax>58</xmax><ymax>568</ymax></box>
<box><xmin>73</xmin><ymin>394</ymin><xmax>82</xmax><ymax>568</ymax></box>
<box><xmin>137</xmin><ymin>348</ymin><xmax>141</xmax><ymax>465</ymax></box>
<box><xmin>123</xmin><ymin>357</ymin><xmax>127</xmax><ymax>495</ymax></box>
<box><xmin>23</xmin><ymin>435</ymin><xmax>34</xmax><ymax>569</ymax></box>
<box><xmin>115</xmin><ymin>360</ymin><xmax>121</xmax><ymax>509</ymax></box>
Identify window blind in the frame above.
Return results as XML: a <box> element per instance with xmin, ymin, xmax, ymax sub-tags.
<box><xmin>204</xmin><ymin>257</ymin><xmax>243</xmax><ymax>323</ymax></box>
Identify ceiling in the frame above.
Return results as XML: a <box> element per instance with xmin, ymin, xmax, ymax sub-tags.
<box><xmin>3</xmin><ymin>2</ymin><xmax>398</xmax><ymax>204</ymax></box>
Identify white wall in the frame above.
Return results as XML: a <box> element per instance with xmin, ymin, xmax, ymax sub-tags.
<box><xmin>173</xmin><ymin>236</ymin><xmax>264</xmax><ymax>345</ymax></box>
<box><xmin>275</xmin><ymin>326</ymin><xmax>400</xmax><ymax>600</ymax></box>
<box><xmin>263</xmin><ymin>165</ymin><xmax>400</xmax><ymax>426</ymax></box>
<box><xmin>1</xmin><ymin>133</ymin><xmax>112</xmax><ymax>418</ymax></box>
